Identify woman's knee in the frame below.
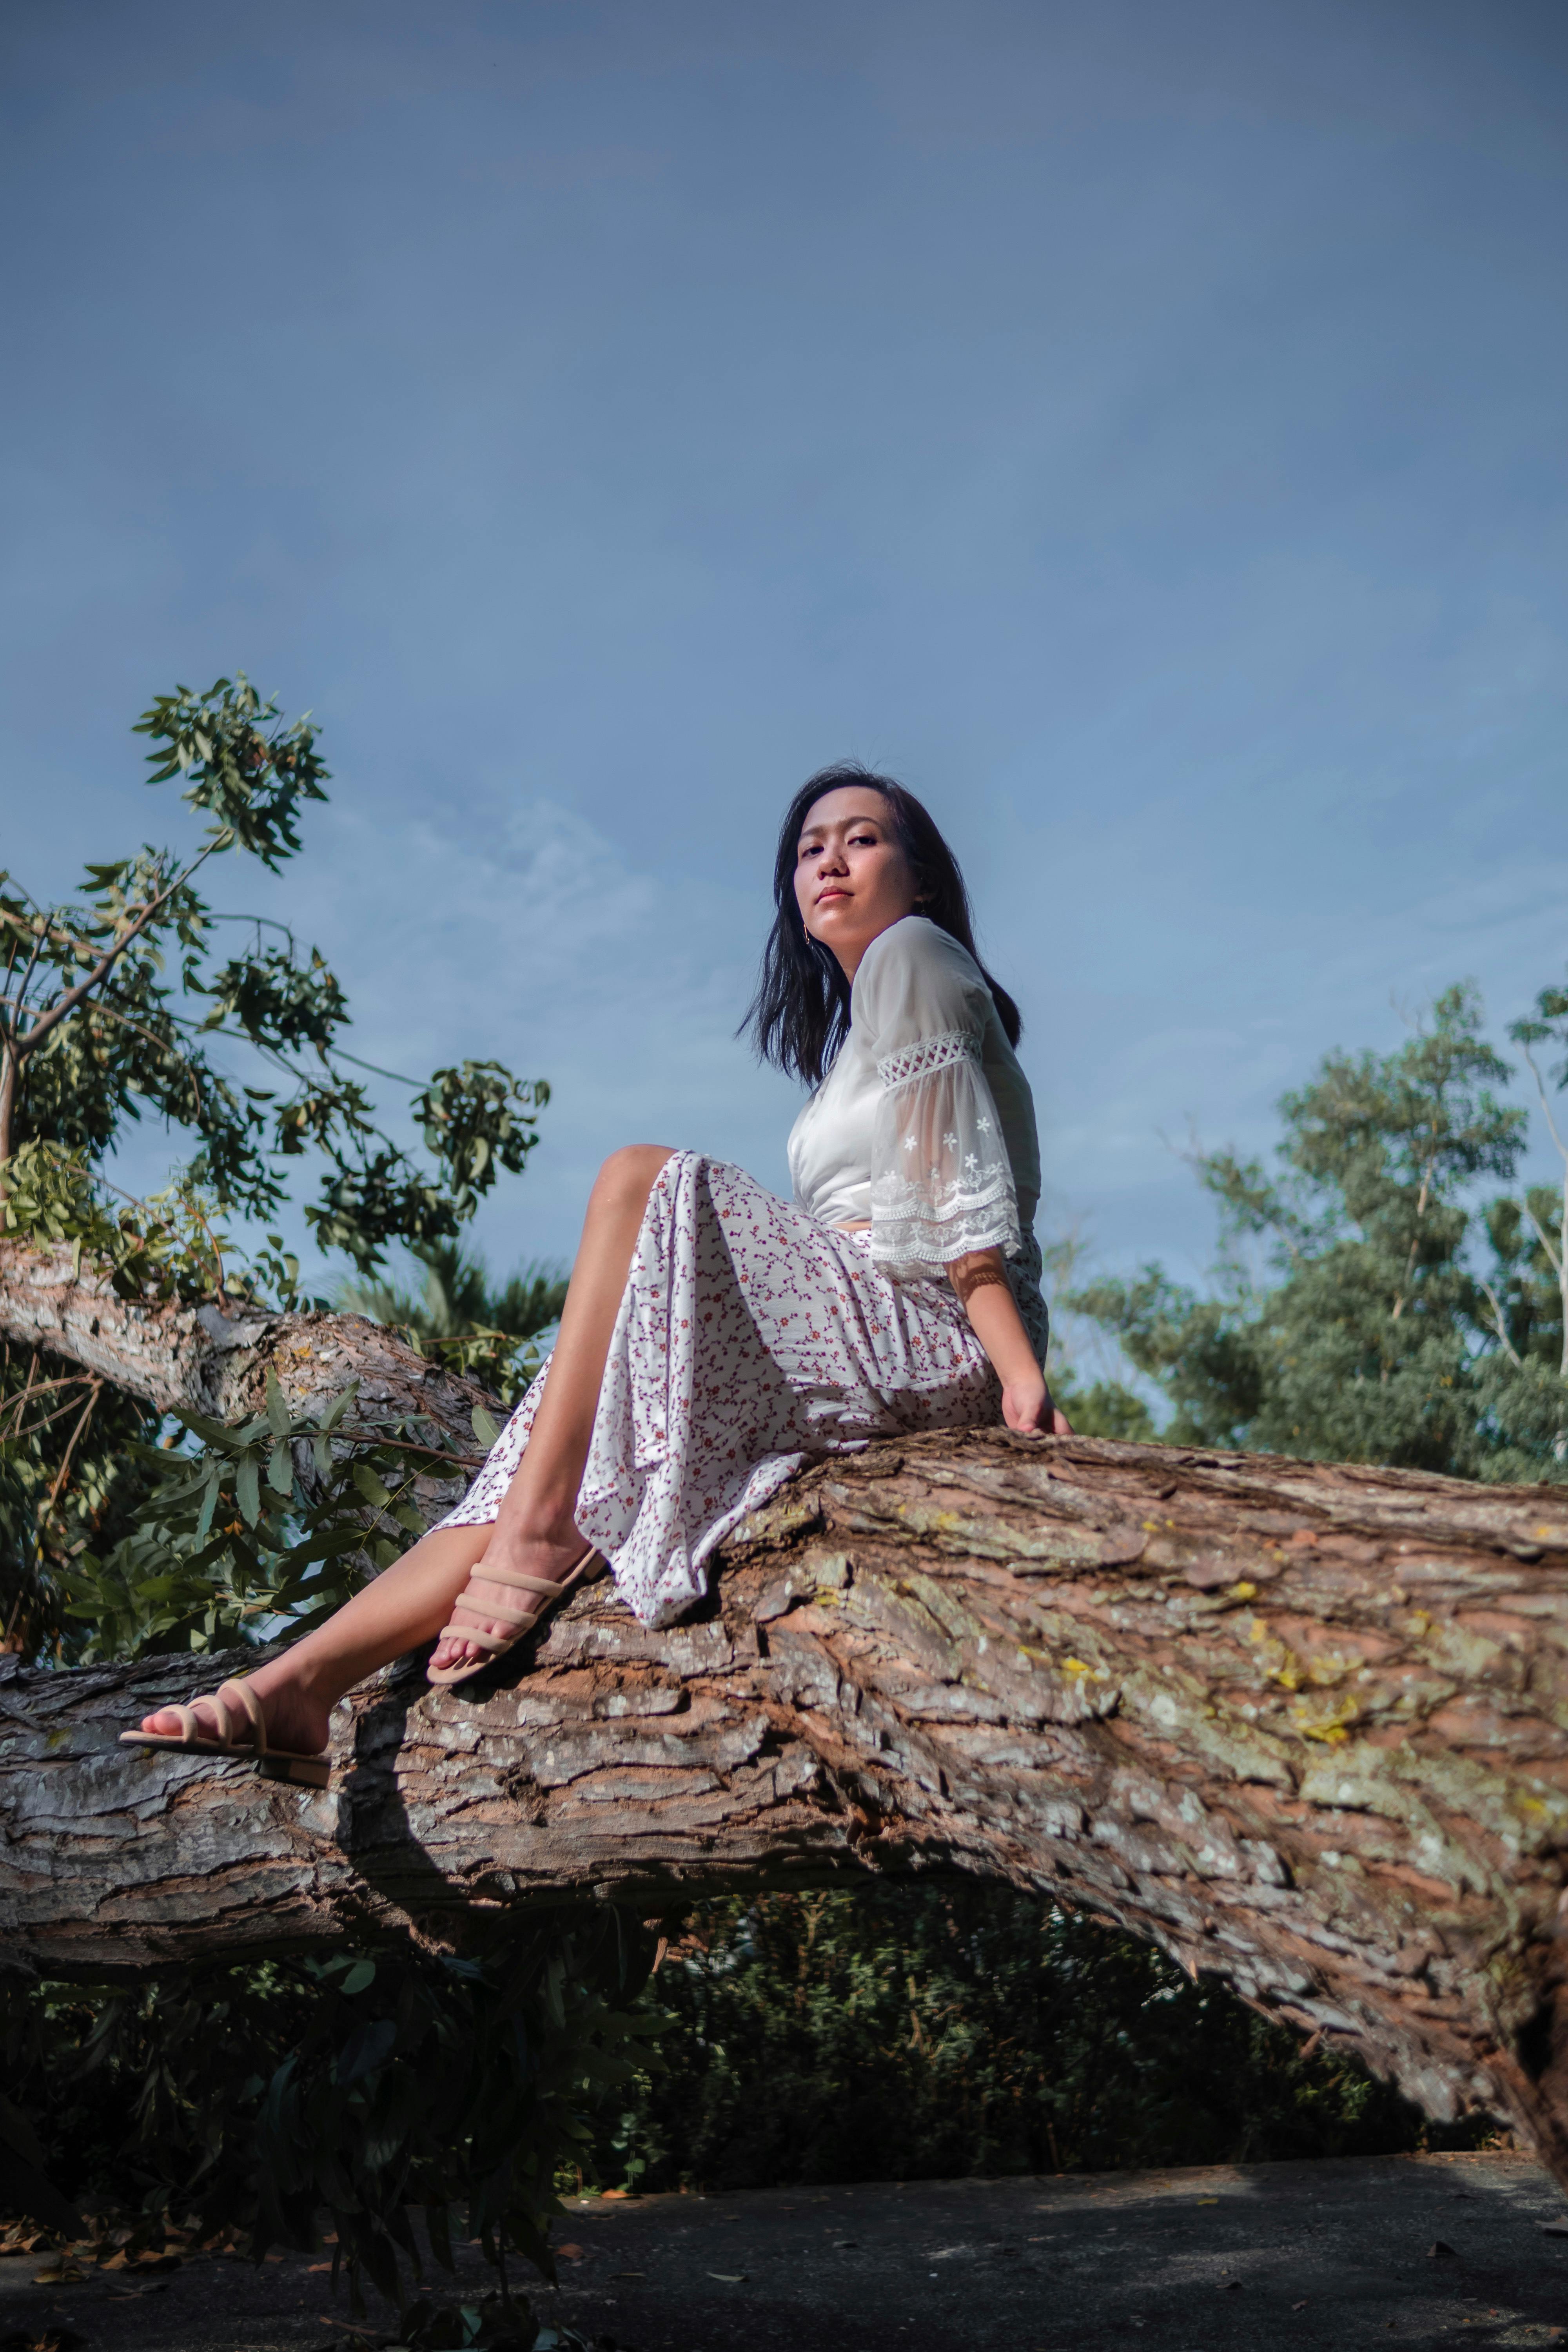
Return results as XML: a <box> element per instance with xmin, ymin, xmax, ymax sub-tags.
<box><xmin>590</xmin><ymin>1144</ymin><xmax>677</xmax><ymax>1215</ymax></box>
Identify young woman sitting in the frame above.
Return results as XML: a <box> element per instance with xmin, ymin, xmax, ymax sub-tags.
<box><xmin>125</xmin><ymin>765</ymin><xmax>1070</xmax><ymax>1784</ymax></box>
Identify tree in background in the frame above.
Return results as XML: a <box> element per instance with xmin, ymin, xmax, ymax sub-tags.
<box><xmin>587</xmin><ymin>1884</ymin><xmax>1477</xmax><ymax>2196</ymax></box>
<box><xmin>0</xmin><ymin>682</ymin><xmax>655</xmax><ymax>2321</ymax></box>
<box><xmin>1032</xmin><ymin>1234</ymin><xmax>1156</xmax><ymax>1442</ymax></box>
<box><xmin>0</xmin><ymin>675</ymin><xmax>547</xmax><ymax>1661</ymax></box>
<box><xmin>4</xmin><ymin>682</ymin><xmax>1559</xmax><ymax>2312</ymax></box>
<box><xmin>337</xmin><ymin>1240</ymin><xmax>568</xmax><ymax>1408</ymax></box>
<box><xmin>1074</xmin><ymin>982</ymin><xmax>1568</xmax><ymax>1480</ymax></box>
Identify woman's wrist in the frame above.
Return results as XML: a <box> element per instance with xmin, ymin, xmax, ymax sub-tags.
<box><xmin>951</xmin><ymin>1251</ymin><xmax>1040</xmax><ymax>1386</ymax></box>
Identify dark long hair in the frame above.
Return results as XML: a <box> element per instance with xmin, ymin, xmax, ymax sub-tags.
<box><xmin>743</xmin><ymin>762</ymin><xmax>1022</xmax><ymax>1087</ymax></box>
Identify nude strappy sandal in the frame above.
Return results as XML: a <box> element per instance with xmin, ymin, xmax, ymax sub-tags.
<box><xmin>426</xmin><ymin>1545</ymin><xmax>608</xmax><ymax>1689</ymax></box>
<box><xmin>118</xmin><ymin>1678</ymin><xmax>330</xmax><ymax>1789</ymax></box>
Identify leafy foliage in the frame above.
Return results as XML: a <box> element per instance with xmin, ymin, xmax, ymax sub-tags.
<box><xmin>0</xmin><ymin>1343</ymin><xmax>662</xmax><ymax>2318</ymax></box>
<box><xmin>584</xmin><ymin>1885</ymin><xmax>1475</xmax><ymax>2192</ymax></box>
<box><xmin>0</xmin><ymin>678</ymin><xmax>548</xmax><ymax>1661</ymax></box>
<box><xmin>338</xmin><ymin>1241</ymin><xmax>569</xmax><ymax>1410</ymax></box>
<box><xmin>1036</xmin><ymin>1234</ymin><xmax>1156</xmax><ymax>1441</ymax></box>
<box><xmin>0</xmin><ymin>673</ymin><xmax>644</xmax><ymax>2327</ymax></box>
<box><xmin>4</xmin><ymin>677</ymin><xmax>1552</xmax><ymax>2314</ymax></box>
<box><xmin>0</xmin><ymin>673</ymin><xmax>547</xmax><ymax>1286</ymax></box>
<box><xmin>258</xmin><ymin>1921</ymin><xmax>662</xmax><ymax>2315</ymax></box>
<box><xmin>5</xmin><ymin>1916</ymin><xmax>661</xmax><ymax>2328</ymax></box>
<box><xmin>1074</xmin><ymin>982</ymin><xmax>1568</xmax><ymax>1480</ymax></box>
<box><xmin>57</xmin><ymin>1371</ymin><xmax>467</xmax><ymax>1662</ymax></box>
<box><xmin>134</xmin><ymin>673</ymin><xmax>331</xmax><ymax>866</ymax></box>
<box><xmin>1051</xmin><ymin>1372</ymin><xmax>1156</xmax><ymax>1442</ymax></box>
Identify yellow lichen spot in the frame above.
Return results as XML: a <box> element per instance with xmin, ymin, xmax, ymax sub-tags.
<box><xmin>1250</xmin><ymin>1624</ymin><xmax>1305</xmax><ymax>1690</ymax></box>
<box><xmin>1519</xmin><ymin>1795</ymin><xmax>1548</xmax><ymax>1815</ymax></box>
<box><xmin>1062</xmin><ymin>1657</ymin><xmax>1108</xmax><ymax>1680</ymax></box>
<box><xmin>1290</xmin><ymin>1690</ymin><xmax>1360</xmax><ymax>1744</ymax></box>
<box><xmin>1229</xmin><ymin>1581</ymin><xmax>1258</xmax><ymax>1601</ymax></box>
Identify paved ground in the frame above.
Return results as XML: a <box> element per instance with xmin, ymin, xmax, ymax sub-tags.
<box><xmin>4</xmin><ymin>2150</ymin><xmax>1568</xmax><ymax>2351</ymax></box>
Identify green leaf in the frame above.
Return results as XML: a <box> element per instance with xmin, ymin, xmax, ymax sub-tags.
<box><xmin>267</xmin><ymin>1439</ymin><xmax>294</xmax><ymax>1497</ymax></box>
<box><xmin>235</xmin><ymin>1453</ymin><xmax>261</xmax><ymax>1527</ymax></box>
<box><xmin>195</xmin><ymin>1463</ymin><xmax>223</xmax><ymax>1541</ymax></box>
<box><xmin>351</xmin><ymin>1463</ymin><xmax>393</xmax><ymax>1510</ymax></box>
<box><xmin>341</xmin><ymin>1958</ymin><xmax>376</xmax><ymax>1996</ymax></box>
<box><xmin>264</xmin><ymin>1367</ymin><xmax>291</xmax><ymax>1439</ymax></box>
<box><xmin>173</xmin><ymin>1405</ymin><xmax>249</xmax><ymax>1452</ymax></box>
<box><xmin>472</xmin><ymin>1406</ymin><xmax>500</xmax><ymax>1449</ymax></box>
<box><xmin>319</xmin><ymin>1384</ymin><xmax>358</xmax><ymax>1434</ymax></box>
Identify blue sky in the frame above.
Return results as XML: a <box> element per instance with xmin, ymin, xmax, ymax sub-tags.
<box><xmin>4</xmin><ymin>0</ymin><xmax>1566</xmax><ymax>1354</ymax></box>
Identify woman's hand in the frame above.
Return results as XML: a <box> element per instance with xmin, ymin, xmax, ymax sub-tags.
<box><xmin>1000</xmin><ymin>1376</ymin><xmax>1074</xmax><ymax>1436</ymax></box>
<box><xmin>948</xmin><ymin>1251</ymin><xmax>1074</xmax><ymax>1436</ymax></box>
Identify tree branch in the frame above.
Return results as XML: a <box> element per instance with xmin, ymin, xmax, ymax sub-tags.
<box><xmin>0</xmin><ymin>1237</ymin><xmax>489</xmax><ymax>1514</ymax></box>
<box><xmin>1477</xmin><ymin>1277</ymin><xmax>1524</xmax><ymax>1368</ymax></box>
<box><xmin>7</xmin><ymin>841</ymin><xmax>218</xmax><ymax>1066</ymax></box>
<box><xmin>10</xmin><ymin>1247</ymin><xmax>1568</xmax><ymax>2194</ymax></box>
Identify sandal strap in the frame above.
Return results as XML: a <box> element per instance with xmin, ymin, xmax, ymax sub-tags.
<box><xmin>434</xmin><ymin>1546</ymin><xmax>604</xmax><ymax>1662</ymax></box>
<box><xmin>473</xmin><ymin>1564</ymin><xmax>583</xmax><ymax>1600</ymax></box>
<box><xmin>212</xmin><ymin>1679</ymin><xmax>266</xmax><ymax>1754</ymax></box>
<box><xmin>448</xmin><ymin>1594</ymin><xmax>540</xmax><ymax>1632</ymax></box>
<box><xmin>445</xmin><ymin>1548</ymin><xmax>600</xmax><ymax>1632</ymax></box>
<box><xmin>434</xmin><ymin>1620</ymin><xmax>517</xmax><ymax>1655</ymax></box>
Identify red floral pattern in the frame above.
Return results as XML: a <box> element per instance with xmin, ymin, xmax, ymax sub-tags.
<box><xmin>437</xmin><ymin>1152</ymin><xmax>1047</xmax><ymax>1627</ymax></box>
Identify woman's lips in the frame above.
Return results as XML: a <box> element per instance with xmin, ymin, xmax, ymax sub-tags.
<box><xmin>816</xmin><ymin>888</ymin><xmax>850</xmax><ymax>906</ymax></box>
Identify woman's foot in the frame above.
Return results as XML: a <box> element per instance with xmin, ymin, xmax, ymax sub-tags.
<box><xmin>136</xmin><ymin>1668</ymin><xmax>331</xmax><ymax>1760</ymax></box>
<box><xmin>428</xmin><ymin>1528</ymin><xmax>594</xmax><ymax>1675</ymax></box>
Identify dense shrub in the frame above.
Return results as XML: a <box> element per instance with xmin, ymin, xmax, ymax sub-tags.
<box><xmin>586</xmin><ymin>1882</ymin><xmax>1491</xmax><ymax>2192</ymax></box>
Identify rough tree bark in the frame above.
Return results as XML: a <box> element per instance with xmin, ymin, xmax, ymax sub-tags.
<box><xmin>0</xmin><ymin>1235</ymin><xmax>490</xmax><ymax>1515</ymax></box>
<box><xmin>7</xmin><ymin>1242</ymin><xmax>1568</xmax><ymax>2190</ymax></box>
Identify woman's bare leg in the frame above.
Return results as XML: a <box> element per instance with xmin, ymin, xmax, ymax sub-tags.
<box><xmin>138</xmin><ymin>1146</ymin><xmax>677</xmax><ymax>1751</ymax></box>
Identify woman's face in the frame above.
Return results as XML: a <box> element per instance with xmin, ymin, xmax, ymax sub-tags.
<box><xmin>793</xmin><ymin>787</ymin><xmax>922</xmax><ymax>978</ymax></box>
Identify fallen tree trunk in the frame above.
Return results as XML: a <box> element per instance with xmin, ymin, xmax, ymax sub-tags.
<box><xmin>0</xmin><ymin>1235</ymin><xmax>493</xmax><ymax>1513</ymax></box>
<box><xmin>7</xmin><ymin>1245</ymin><xmax>1568</xmax><ymax>2187</ymax></box>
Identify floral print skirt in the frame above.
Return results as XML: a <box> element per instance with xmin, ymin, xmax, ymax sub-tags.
<box><xmin>436</xmin><ymin>1151</ymin><xmax>1049</xmax><ymax>1627</ymax></box>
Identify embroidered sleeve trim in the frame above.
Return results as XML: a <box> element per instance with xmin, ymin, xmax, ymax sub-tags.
<box><xmin>875</xmin><ymin>1027</ymin><xmax>982</xmax><ymax>1091</ymax></box>
<box><xmin>868</xmin><ymin>1160</ymin><xmax>1022</xmax><ymax>1279</ymax></box>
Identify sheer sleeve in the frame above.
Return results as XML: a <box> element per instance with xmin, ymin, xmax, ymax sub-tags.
<box><xmin>857</xmin><ymin>921</ymin><xmax>1022</xmax><ymax>1281</ymax></box>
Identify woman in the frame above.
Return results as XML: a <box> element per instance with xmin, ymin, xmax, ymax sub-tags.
<box><xmin>125</xmin><ymin>766</ymin><xmax>1070</xmax><ymax>1784</ymax></box>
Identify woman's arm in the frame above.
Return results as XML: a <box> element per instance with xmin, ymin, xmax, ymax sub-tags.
<box><xmin>949</xmin><ymin>1248</ymin><xmax>1073</xmax><ymax>1435</ymax></box>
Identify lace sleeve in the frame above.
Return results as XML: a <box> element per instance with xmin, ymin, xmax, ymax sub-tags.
<box><xmin>856</xmin><ymin>922</ymin><xmax>1022</xmax><ymax>1281</ymax></box>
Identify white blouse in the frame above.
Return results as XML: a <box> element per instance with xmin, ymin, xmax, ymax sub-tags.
<box><xmin>786</xmin><ymin>915</ymin><xmax>1041</xmax><ymax>1282</ymax></box>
